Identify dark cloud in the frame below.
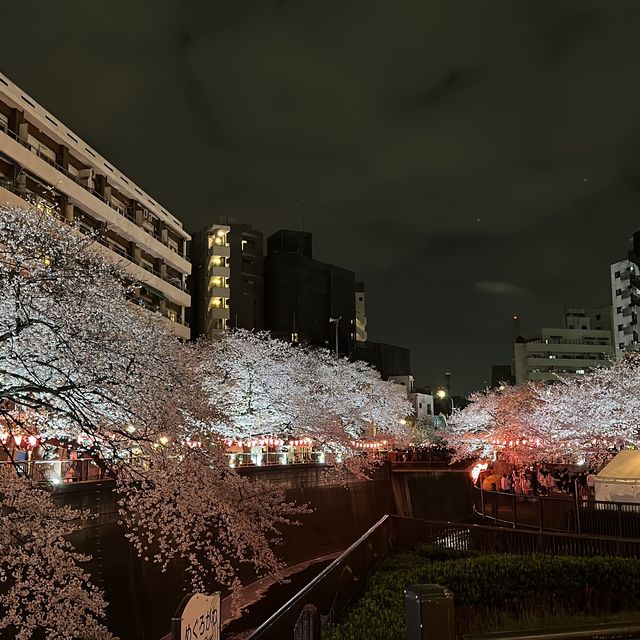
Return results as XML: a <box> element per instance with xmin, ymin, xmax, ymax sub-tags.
<box><xmin>475</xmin><ymin>282</ymin><xmax>527</xmax><ymax>296</ymax></box>
<box><xmin>3</xmin><ymin>0</ymin><xmax>640</xmax><ymax>392</ymax></box>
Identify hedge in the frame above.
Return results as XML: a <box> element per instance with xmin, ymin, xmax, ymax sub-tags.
<box><xmin>323</xmin><ymin>547</ymin><xmax>640</xmax><ymax>640</ymax></box>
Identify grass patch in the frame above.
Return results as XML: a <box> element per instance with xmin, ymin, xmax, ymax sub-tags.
<box><xmin>322</xmin><ymin>546</ymin><xmax>640</xmax><ymax>639</ymax></box>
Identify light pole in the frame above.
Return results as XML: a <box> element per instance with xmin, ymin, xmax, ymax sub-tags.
<box><xmin>329</xmin><ymin>316</ymin><xmax>341</xmax><ymax>355</ymax></box>
<box><xmin>436</xmin><ymin>388</ymin><xmax>454</xmax><ymax>413</ymax></box>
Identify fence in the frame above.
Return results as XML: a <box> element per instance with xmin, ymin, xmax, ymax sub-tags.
<box><xmin>5</xmin><ymin>458</ymin><xmax>107</xmax><ymax>484</ymax></box>
<box><xmin>474</xmin><ymin>486</ymin><xmax>640</xmax><ymax>538</ymax></box>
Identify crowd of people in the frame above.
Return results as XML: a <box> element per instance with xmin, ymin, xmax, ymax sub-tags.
<box><xmin>482</xmin><ymin>465</ymin><xmax>598</xmax><ymax>499</ymax></box>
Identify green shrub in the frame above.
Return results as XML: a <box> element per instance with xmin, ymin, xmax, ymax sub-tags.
<box><xmin>322</xmin><ymin>552</ymin><xmax>640</xmax><ymax>640</ymax></box>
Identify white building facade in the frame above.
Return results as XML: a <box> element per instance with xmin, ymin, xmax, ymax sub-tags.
<box><xmin>514</xmin><ymin>318</ymin><xmax>614</xmax><ymax>385</ymax></box>
<box><xmin>611</xmin><ymin>258</ymin><xmax>640</xmax><ymax>359</ymax></box>
<box><xmin>0</xmin><ymin>72</ymin><xmax>191</xmax><ymax>338</ymax></box>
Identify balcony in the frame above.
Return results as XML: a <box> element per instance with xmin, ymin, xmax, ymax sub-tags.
<box><xmin>0</xmin><ymin>123</ymin><xmax>191</xmax><ymax>267</ymax></box>
<box><xmin>208</xmin><ymin>307</ymin><xmax>230</xmax><ymax>319</ymax></box>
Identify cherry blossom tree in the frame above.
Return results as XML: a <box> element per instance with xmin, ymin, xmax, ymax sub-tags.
<box><xmin>0</xmin><ymin>204</ymin><xmax>412</xmax><ymax>631</ymax></box>
<box><xmin>446</xmin><ymin>383</ymin><xmax>551</xmax><ymax>465</ymax></box>
<box><xmin>0</xmin><ymin>204</ymin><xmax>192</xmax><ymax>462</ymax></box>
<box><xmin>196</xmin><ymin>330</ymin><xmax>413</xmax><ymax>471</ymax></box>
<box><xmin>0</xmin><ymin>466</ymin><xmax>114</xmax><ymax>640</ymax></box>
<box><xmin>448</xmin><ymin>354</ymin><xmax>640</xmax><ymax>467</ymax></box>
<box><xmin>531</xmin><ymin>353</ymin><xmax>640</xmax><ymax>464</ymax></box>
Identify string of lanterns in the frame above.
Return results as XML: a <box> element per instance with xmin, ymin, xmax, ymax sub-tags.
<box><xmin>0</xmin><ymin>433</ymin><xmax>40</xmax><ymax>448</ymax></box>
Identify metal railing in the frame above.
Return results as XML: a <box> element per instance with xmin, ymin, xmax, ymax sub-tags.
<box><xmin>247</xmin><ymin>515</ymin><xmax>640</xmax><ymax>640</ymax></box>
<box><xmin>227</xmin><ymin>451</ymin><xmax>325</xmax><ymax>468</ymax></box>
<box><xmin>4</xmin><ymin>458</ymin><xmax>107</xmax><ymax>484</ymax></box>
<box><xmin>474</xmin><ymin>486</ymin><xmax>640</xmax><ymax>539</ymax></box>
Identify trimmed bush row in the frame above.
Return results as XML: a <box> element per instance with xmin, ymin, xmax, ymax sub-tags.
<box><xmin>323</xmin><ymin>546</ymin><xmax>640</xmax><ymax>640</ymax></box>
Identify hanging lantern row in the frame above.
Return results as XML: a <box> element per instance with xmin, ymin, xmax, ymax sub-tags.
<box><xmin>224</xmin><ymin>437</ymin><xmax>288</xmax><ymax>448</ymax></box>
<box><xmin>490</xmin><ymin>437</ymin><xmax>542</xmax><ymax>448</ymax></box>
<box><xmin>351</xmin><ymin>440</ymin><xmax>389</xmax><ymax>449</ymax></box>
<box><xmin>0</xmin><ymin>433</ymin><xmax>40</xmax><ymax>448</ymax></box>
<box><xmin>289</xmin><ymin>437</ymin><xmax>312</xmax><ymax>447</ymax></box>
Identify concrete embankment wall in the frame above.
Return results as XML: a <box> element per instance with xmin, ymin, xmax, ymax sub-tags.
<box><xmin>56</xmin><ymin>464</ymin><xmax>395</xmax><ymax>640</ymax></box>
<box><xmin>56</xmin><ymin>463</ymin><xmax>473</xmax><ymax>639</ymax></box>
<box><xmin>390</xmin><ymin>466</ymin><xmax>474</xmax><ymax>522</ymax></box>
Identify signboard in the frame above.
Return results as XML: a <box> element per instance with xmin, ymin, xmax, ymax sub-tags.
<box><xmin>172</xmin><ymin>592</ymin><xmax>221</xmax><ymax>640</ymax></box>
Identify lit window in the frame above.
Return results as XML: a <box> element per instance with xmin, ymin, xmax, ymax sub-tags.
<box><xmin>576</xmin><ymin>369</ymin><xmax>585</xmax><ymax>374</ymax></box>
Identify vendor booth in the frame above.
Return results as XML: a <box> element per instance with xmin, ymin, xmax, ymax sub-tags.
<box><xmin>595</xmin><ymin>450</ymin><xmax>640</xmax><ymax>503</ymax></box>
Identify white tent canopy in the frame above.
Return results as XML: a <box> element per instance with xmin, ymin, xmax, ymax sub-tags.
<box><xmin>595</xmin><ymin>450</ymin><xmax>640</xmax><ymax>503</ymax></box>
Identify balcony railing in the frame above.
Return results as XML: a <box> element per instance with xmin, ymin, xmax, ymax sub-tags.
<box><xmin>0</xmin><ymin>122</ymin><xmax>190</xmax><ymax>262</ymax></box>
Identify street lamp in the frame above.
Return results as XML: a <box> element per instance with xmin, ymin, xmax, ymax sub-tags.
<box><xmin>329</xmin><ymin>316</ymin><xmax>341</xmax><ymax>355</ymax></box>
<box><xmin>435</xmin><ymin>388</ymin><xmax>454</xmax><ymax>412</ymax></box>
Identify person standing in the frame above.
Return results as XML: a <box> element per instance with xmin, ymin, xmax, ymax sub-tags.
<box><xmin>586</xmin><ymin>469</ymin><xmax>596</xmax><ymax>498</ymax></box>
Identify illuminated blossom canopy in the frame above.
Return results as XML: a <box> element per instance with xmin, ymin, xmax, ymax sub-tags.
<box><xmin>197</xmin><ymin>330</ymin><xmax>413</xmax><ymax>467</ymax></box>
<box><xmin>0</xmin><ymin>205</ymin><xmax>414</xmax><ymax>632</ymax></box>
<box><xmin>448</xmin><ymin>354</ymin><xmax>640</xmax><ymax>467</ymax></box>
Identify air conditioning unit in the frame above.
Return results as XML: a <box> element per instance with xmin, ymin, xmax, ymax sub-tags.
<box><xmin>76</xmin><ymin>168</ymin><xmax>94</xmax><ymax>190</ymax></box>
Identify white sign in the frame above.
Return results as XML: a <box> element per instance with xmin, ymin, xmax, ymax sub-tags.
<box><xmin>173</xmin><ymin>592</ymin><xmax>221</xmax><ymax>640</ymax></box>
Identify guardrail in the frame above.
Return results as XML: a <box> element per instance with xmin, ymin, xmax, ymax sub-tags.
<box><xmin>473</xmin><ymin>486</ymin><xmax>640</xmax><ymax>539</ymax></box>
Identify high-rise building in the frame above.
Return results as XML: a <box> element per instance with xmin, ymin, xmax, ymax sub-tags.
<box><xmin>264</xmin><ymin>230</ymin><xmax>355</xmax><ymax>354</ymax></box>
<box><xmin>513</xmin><ymin>310</ymin><xmax>613</xmax><ymax>384</ymax></box>
<box><xmin>190</xmin><ymin>222</ymin><xmax>264</xmax><ymax>338</ymax></box>
<box><xmin>0</xmin><ymin>72</ymin><xmax>191</xmax><ymax>338</ymax></box>
<box><xmin>611</xmin><ymin>233</ymin><xmax>640</xmax><ymax>358</ymax></box>
<box><xmin>355</xmin><ymin>281</ymin><xmax>368</xmax><ymax>343</ymax></box>
<box><xmin>351</xmin><ymin>341</ymin><xmax>411</xmax><ymax>379</ymax></box>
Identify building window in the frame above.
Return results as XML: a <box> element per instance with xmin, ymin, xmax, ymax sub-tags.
<box><xmin>615</xmin><ymin>271</ymin><xmax>621</xmax><ymax>278</ymax></box>
<box><xmin>595</xmin><ymin>315</ymin><xmax>601</xmax><ymax>320</ymax></box>
<box><xmin>618</xmin><ymin>324</ymin><xmax>624</xmax><ymax>331</ymax></box>
<box><xmin>616</xmin><ymin>288</ymin><xmax>622</xmax><ymax>296</ymax></box>
<box><xmin>418</xmin><ymin>402</ymin><xmax>423</xmax><ymax>409</ymax></box>
<box><xmin>618</xmin><ymin>306</ymin><xmax>623</xmax><ymax>314</ymax></box>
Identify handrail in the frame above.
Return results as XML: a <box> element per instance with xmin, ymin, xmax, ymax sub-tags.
<box><xmin>248</xmin><ymin>515</ymin><xmax>391</xmax><ymax>639</ymax></box>
<box><xmin>250</xmin><ymin>515</ymin><xmax>390</xmax><ymax>637</ymax></box>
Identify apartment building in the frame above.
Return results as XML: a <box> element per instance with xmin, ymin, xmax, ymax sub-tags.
<box><xmin>190</xmin><ymin>222</ymin><xmax>264</xmax><ymax>337</ymax></box>
<box><xmin>611</xmin><ymin>233</ymin><xmax>640</xmax><ymax>359</ymax></box>
<box><xmin>514</xmin><ymin>310</ymin><xmax>613</xmax><ymax>384</ymax></box>
<box><xmin>0</xmin><ymin>72</ymin><xmax>191</xmax><ymax>338</ymax></box>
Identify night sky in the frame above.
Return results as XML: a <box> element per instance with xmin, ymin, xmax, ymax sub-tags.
<box><xmin>4</xmin><ymin>1</ymin><xmax>640</xmax><ymax>394</ymax></box>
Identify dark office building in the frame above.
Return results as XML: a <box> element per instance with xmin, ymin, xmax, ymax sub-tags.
<box><xmin>264</xmin><ymin>230</ymin><xmax>356</xmax><ymax>354</ymax></box>
<box><xmin>190</xmin><ymin>221</ymin><xmax>264</xmax><ymax>338</ymax></box>
<box><xmin>351</xmin><ymin>341</ymin><xmax>411</xmax><ymax>379</ymax></box>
